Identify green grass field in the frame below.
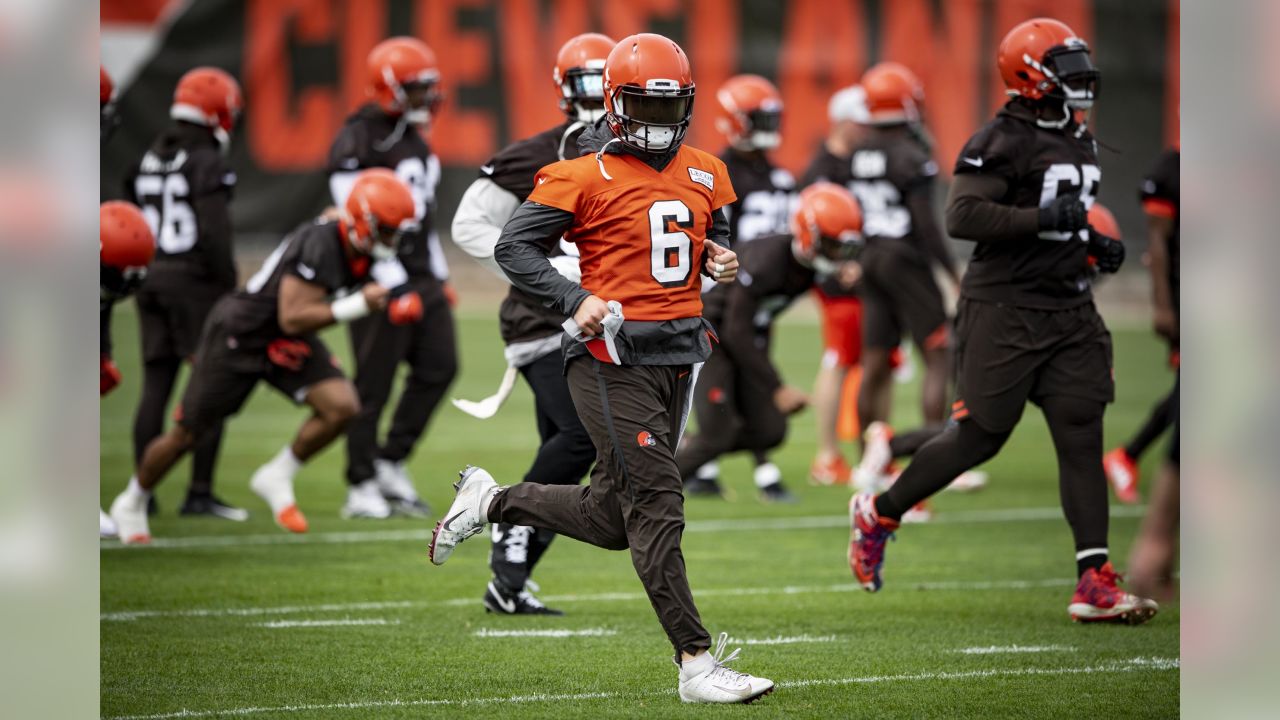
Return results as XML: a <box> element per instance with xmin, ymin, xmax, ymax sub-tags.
<box><xmin>100</xmin><ymin>300</ymin><xmax>1179</xmax><ymax>719</ymax></box>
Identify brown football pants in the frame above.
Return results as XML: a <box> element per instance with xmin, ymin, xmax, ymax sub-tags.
<box><xmin>488</xmin><ymin>356</ymin><xmax>712</xmax><ymax>655</ymax></box>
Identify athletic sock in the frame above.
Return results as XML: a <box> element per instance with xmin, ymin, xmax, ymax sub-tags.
<box><xmin>753</xmin><ymin>462</ymin><xmax>782</xmax><ymax>489</ymax></box>
<box><xmin>680</xmin><ymin>651</ymin><xmax>715</xmax><ymax>679</ymax></box>
<box><xmin>873</xmin><ymin>492</ymin><xmax>903</xmax><ymax>521</ymax></box>
<box><xmin>269</xmin><ymin>446</ymin><xmax>302</xmax><ymax>477</ymax></box>
<box><xmin>1076</xmin><ymin>548</ymin><xmax>1108</xmax><ymax>577</ymax></box>
<box><xmin>125</xmin><ymin>476</ymin><xmax>150</xmax><ymax>502</ymax></box>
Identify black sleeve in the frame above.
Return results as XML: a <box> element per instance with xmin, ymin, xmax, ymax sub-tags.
<box><xmin>327</xmin><ymin>122</ymin><xmax>367</xmax><ymax>174</ymax></box>
<box><xmin>1140</xmin><ymin>149</ymin><xmax>1179</xmax><ymax>203</ymax></box>
<box><xmin>290</xmin><ymin>228</ymin><xmax>348</xmax><ymax>293</ymax></box>
<box><xmin>190</xmin><ymin>154</ymin><xmax>238</xmax><ymax>290</ymax></box>
<box><xmin>718</xmin><ymin>284</ymin><xmax>782</xmax><ymax>393</ymax></box>
<box><xmin>494</xmin><ymin>201</ymin><xmax>587</xmax><ymax>316</ymax></box>
<box><xmin>945</xmin><ymin>173</ymin><xmax>1040</xmax><ymax>243</ymax></box>
<box><xmin>710</xmin><ymin>206</ymin><xmax>731</xmax><ymax>248</ymax></box>
<box><xmin>905</xmin><ymin>180</ymin><xmax>957</xmax><ymax>276</ymax></box>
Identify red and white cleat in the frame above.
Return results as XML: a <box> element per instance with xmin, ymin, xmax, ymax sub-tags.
<box><xmin>848</xmin><ymin>493</ymin><xmax>898</xmax><ymax>591</ymax></box>
<box><xmin>1103</xmin><ymin>448</ymin><xmax>1141</xmax><ymax>504</ymax></box>
<box><xmin>809</xmin><ymin>454</ymin><xmax>853</xmax><ymax>486</ymax></box>
<box><xmin>1068</xmin><ymin>562</ymin><xmax>1159</xmax><ymax>624</ymax></box>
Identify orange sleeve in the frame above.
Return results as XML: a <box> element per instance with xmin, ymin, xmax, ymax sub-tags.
<box><xmin>711</xmin><ymin>157</ymin><xmax>737</xmax><ymax>211</ymax></box>
<box><xmin>527</xmin><ymin>160</ymin><xmax>586</xmax><ymax>214</ymax></box>
<box><xmin>1142</xmin><ymin>197</ymin><xmax>1177</xmax><ymax>219</ymax></box>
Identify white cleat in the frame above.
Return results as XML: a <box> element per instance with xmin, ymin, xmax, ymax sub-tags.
<box><xmin>250</xmin><ymin>462</ymin><xmax>308</xmax><ymax>533</ymax></box>
<box><xmin>429</xmin><ymin>466</ymin><xmax>499</xmax><ymax>566</ymax></box>
<box><xmin>853</xmin><ymin>421</ymin><xmax>894</xmax><ymax>493</ymax></box>
<box><xmin>99</xmin><ymin>508</ymin><xmax>119</xmax><ymax>540</ymax></box>
<box><xmin>678</xmin><ymin>632</ymin><xmax>774</xmax><ymax>704</ymax></box>
<box><xmin>945</xmin><ymin>470</ymin><xmax>989</xmax><ymax>493</ymax></box>
<box><xmin>342</xmin><ymin>480</ymin><xmax>393</xmax><ymax>519</ymax></box>
<box><xmin>374</xmin><ymin>459</ymin><xmax>430</xmax><ymax>517</ymax></box>
<box><xmin>109</xmin><ymin>490</ymin><xmax>151</xmax><ymax>545</ymax></box>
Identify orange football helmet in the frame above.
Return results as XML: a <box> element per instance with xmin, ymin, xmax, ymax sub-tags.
<box><xmin>603</xmin><ymin>33</ymin><xmax>695</xmax><ymax>153</ymax></box>
<box><xmin>100</xmin><ymin>201</ymin><xmax>156</xmax><ymax>298</ymax></box>
<box><xmin>998</xmin><ymin>18</ymin><xmax>1099</xmax><ymax>110</ymax></box>
<box><xmin>791</xmin><ymin>182</ymin><xmax>864</xmax><ymax>273</ymax></box>
<box><xmin>715</xmin><ymin>74</ymin><xmax>783</xmax><ymax>151</ymax></box>
<box><xmin>341</xmin><ymin>169</ymin><xmax>418</xmax><ymax>260</ymax></box>
<box><xmin>861</xmin><ymin>62</ymin><xmax>925</xmax><ymax>125</ymax></box>
<box><xmin>170</xmin><ymin>67</ymin><xmax>243</xmax><ymax>151</ymax></box>
<box><xmin>367</xmin><ymin>37</ymin><xmax>442</xmax><ymax>127</ymax></box>
<box><xmin>554</xmin><ymin>33</ymin><xmax>615</xmax><ymax>123</ymax></box>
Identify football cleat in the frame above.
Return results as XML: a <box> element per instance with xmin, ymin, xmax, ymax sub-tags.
<box><xmin>109</xmin><ymin>489</ymin><xmax>151</xmax><ymax>545</ymax></box>
<box><xmin>683</xmin><ymin>475</ymin><xmax>725</xmax><ymax>498</ymax></box>
<box><xmin>853</xmin><ymin>422</ymin><xmax>894</xmax><ymax>492</ymax></box>
<box><xmin>1103</xmin><ymin>448</ymin><xmax>1141</xmax><ymax>504</ymax></box>
<box><xmin>429</xmin><ymin>466</ymin><xmax>499</xmax><ymax>565</ymax></box>
<box><xmin>180</xmin><ymin>493</ymin><xmax>249</xmax><ymax>521</ymax></box>
<box><xmin>809</xmin><ymin>454</ymin><xmax>852</xmax><ymax>486</ymax></box>
<box><xmin>482</xmin><ymin>580</ymin><xmax>564</xmax><ymax>616</ymax></box>
<box><xmin>848</xmin><ymin>492</ymin><xmax>898</xmax><ymax>591</ymax></box>
<box><xmin>944</xmin><ymin>470</ymin><xmax>989</xmax><ymax>493</ymax></box>
<box><xmin>374</xmin><ymin>459</ymin><xmax>431</xmax><ymax>517</ymax></box>
<box><xmin>1068</xmin><ymin>562</ymin><xmax>1159</xmax><ymax>624</ymax></box>
<box><xmin>758</xmin><ymin>482</ymin><xmax>797</xmax><ymax>504</ymax></box>
<box><xmin>341</xmin><ymin>480</ymin><xmax>392</xmax><ymax>519</ymax></box>
<box><xmin>677</xmin><ymin>632</ymin><xmax>774</xmax><ymax>704</ymax></box>
<box><xmin>250</xmin><ymin>462</ymin><xmax>308</xmax><ymax>534</ymax></box>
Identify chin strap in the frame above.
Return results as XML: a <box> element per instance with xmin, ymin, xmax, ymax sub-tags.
<box><xmin>373</xmin><ymin>114</ymin><xmax>409</xmax><ymax>152</ymax></box>
<box><xmin>595</xmin><ymin>137</ymin><xmax>621</xmax><ymax>181</ymax></box>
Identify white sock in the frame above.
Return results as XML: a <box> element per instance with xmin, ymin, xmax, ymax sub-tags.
<box><xmin>270</xmin><ymin>446</ymin><xmax>302</xmax><ymax>477</ymax></box>
<box><xmin>681</xmin><ymin>651</ymin><xmax>715</xmax><ymax>679</ymax></box>
<box><xmin>125</xmin><ymin>476</ymin><xmax>150</xmax><ymax>501</ymax></box>
<box><xmin>753</xmin><ymin>462</ymin><xmax>782</xmax><ymax>488</ymax></box>
<box><xmin>695</xmin><ymin>462</ymin><xmax>720</xmax><ymax>480</ymax></box>
<box><xmin>480</xmin><ymin>486</ymin><xmax>500</xmax><ymax>522</ymax></box>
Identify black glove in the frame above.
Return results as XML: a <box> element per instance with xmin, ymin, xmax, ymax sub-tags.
<box><xmin>1038</xmin><ymin>193</ymin><xmax>1088</xmax><ymax>233</ymax></box>
<box><xmin>1087</xmin><ymin>227</ymin><xmax>1126</xmax><ymax>274</ymax></box>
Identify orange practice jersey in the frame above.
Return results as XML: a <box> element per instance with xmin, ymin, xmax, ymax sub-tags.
<box><xmin>528</xmin><ymin>145</ymin><xmax>737</xmax><ymax>321</ymax></box>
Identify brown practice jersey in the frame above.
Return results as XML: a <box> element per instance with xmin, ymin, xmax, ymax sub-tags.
<box><xmin>848</xmin><ymin>128</ymin><xmax>940</xmax><ymax>256</ymax></box>
<box><xmin>953</xmin><ymin>102</ymin><xmax>1102</xmax><ymax>308</ymax></box>
<box><xmin>718</xmin><ymin>149</ymin><xmax>794</xmax><ymax>245</ymax></box>
<box><xmin>328</xmin><ymin>104</ymin><xmax>442</xmax><ymax>278</ymax></box>
<box><xmin>1140</xmin><ymin>148</ymin><xmax>1179</xmax><ymax>315</ymax></box>
<box><xmin>528</xmin><ymin>144</ymin><xmax>736</xmax><ymax>322</ymax></box>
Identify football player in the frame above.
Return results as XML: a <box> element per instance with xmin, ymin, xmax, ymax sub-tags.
<box><xmin>123</xmin><ymin>67</ymin><xmax>244</xmax><ymax>520</ymax></box>
<box><xmin>683</xmin><ymin>74</ymin><xmax>797</xmax><ymax>498</ymax></box>
<box><xmin>677</xmin><ymin>184</ymin><xmax>865</xmax><ymax>503</ymax></box>
<box><xmin>799</xmin><ymin>85</ymin><xmax>870</xmax><ymax>486</ymax></box>
<box><xmin>451</xmin><ymin>32</ymin><xmax>615</xmax><ymax>615</ymax></box>
<box><xmin>328</xmin><ymin>37</ymin><xmax>456</xmax><ymax>519</ymax></box>
<box><xmin>109</xmin><ymin>171</ymin><xmax>423</xmax><ymax>544</ymax></box>
<box><xmin>1103</xmin><ymin>146</ymin><xmax>1180</xmax><ymax>505</ymax></box>
<box><xmin>847</xmin><ymin>19</ymin><xmax>1158</xmax><ymax>624</ymax></box>
<box><xmin>100</xmin><ymin>201</ymin><xmax>157</xmax><ymax>537</ymax></box>
<box><xmin>101</xmin><ymin>65</ymin><xmax>119</xmax><ymax>141</ymax></box>
<box><xmin>430</xmin><ymin>34</ymin><xmax>774</xmax><ymax>703</ymax></box>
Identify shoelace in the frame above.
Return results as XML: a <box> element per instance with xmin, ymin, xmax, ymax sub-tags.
<box><xmin>705</xmin><ymin>632</ymin><xmax>750</xmax><ymax>686</ymax></box>
<box><xmin>517</xmin><ymin>591</ymin><xmax>545</xmax><ymax>609</ymax></box>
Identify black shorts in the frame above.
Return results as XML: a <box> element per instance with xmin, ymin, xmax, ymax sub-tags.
<box><xmin>135</xmin><ymin>279</ymin><xmax>226</xmax><ymax>363</ymax></box>
<box><xmin>952</xmin><ymin>298</ymin><xmax>1114</xmax><ymax>433</ymax></box>
<box><xmin>861</xmin><ymin>247</ymin><xmax>949</xmax><ymax>351</ymax></box>
<box><xmin>177</xmin><ymin>320</ymin><xmax>344</xmax><ymax>435</ymax></box>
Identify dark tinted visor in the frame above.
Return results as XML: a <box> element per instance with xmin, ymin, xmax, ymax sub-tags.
<box><xmin>747</xmin><ymin>109</ymin><xmax>782</xmax><ymax>133</ymax></box>
<box><xmin>403</xmin><ymin>79</ymin><xmax>443</xmax><ymax>111</ymax></box>
<box><xmin>565</xmin><ymin>69</ymin><xmax>605</xmax><ymax>100</ymax></box>
<box><xmin>818</xmin><ymin>232</ymin><xmax>863</xmax><ymax>262</ymax></box>
<box><xmin>618</xmin><ymin>87</ymin><xmax>694</xmax><ymax>125</ymax></box>
<box><xmin>1047</xmin><ymin>47</ymin><xmax>1099</xmax><ymax>93</ymax></box>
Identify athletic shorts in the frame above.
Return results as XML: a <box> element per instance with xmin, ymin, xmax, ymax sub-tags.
<box><xmin>814</xmin><ymin>287</ymin><xmax>863</xmax><ymax>368</ymax></box>
<box><xmin>951</xmin><ymin>298</ymin><xmax>1114</xmax><ymax>433</ymax></box>
<box><xmin>860</xmin><ymin>247</ymin><xmax>949</xmax><ymax>352</ymax></box>
<box><xmin>135</xmin><ymin>280</ymin><xmax>227</xmax><ymax>363</ymax></box>
<box><xmin>177</xmin><ymin>318</ymin><xmax>344</xmax><ymax>434</ymax></box>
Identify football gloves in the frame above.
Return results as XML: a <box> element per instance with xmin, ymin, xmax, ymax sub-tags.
<box><xmin>101</xmin><ymin>355</ymin><xmax>122</xmax><ymax>396</ymax></box>
<box><xmin>1039</xmin><ymin>193</ymin><xmax>1088</xmax><ymax>233</ymax></box>
<box><xmin>1087</xmin><ymin>227</ymin><xmax>1126</xmax><ymax>274</ymax></box>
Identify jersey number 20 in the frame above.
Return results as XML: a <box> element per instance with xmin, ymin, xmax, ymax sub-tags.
<box><xmin>649</xmin><ymin>200</ymin><xmax>694</xmax><ymax>287</ymax></box>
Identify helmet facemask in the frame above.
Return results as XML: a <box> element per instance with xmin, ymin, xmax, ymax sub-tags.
<box><xmin>1023</xmin><ymin>40</ymin><xmax>1100</xmax><ymax>130</ymax></box>
<box><xmin>609</xmin><ymin>81</ymin><xmax>695</xmax><ymax>153</ymax></box>
<box><xmin>561</xmin><ymin>65</ymin><xmax>607</xmax><ymax>123</ymax></box>
<box><xmin>736</xmin><ymin>106</ymin><xmax>782</xmax><ymax>151</ymax></box>
<box><xmin>385</xmin><ymin>67</ymin><xmax>443</xmax><ymax>126</ymax></box>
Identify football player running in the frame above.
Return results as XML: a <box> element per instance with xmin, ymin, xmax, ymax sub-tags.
<box><xmin>328</xmin><ymin>38</ymin><xmax>456</xmax><ymax>520</ymax></box>
<box><xmin>450</xmin><ymin>32</ymin><xmax>615</xmax><ymax>616</ymax></box>
<box><xmin>124</xmin><ymin>68</ymin><xmax>244</xmax><ymax>521</ymax></box>
<box><xmin>847</xmin><ymin>18</ymin><xmax>1158</xmax><ymax>625</ymax></box>
<box><xmin>109</xmin><ymin>171</ymin><xmax>421</xmax><ymax>544</ymax></box>
<box><xmin>677</xmin><ymin>184</ymin><xmax>864</xmax><ymax>503</ymax></box>
<box><xmin>430</xmin><ymin>34</ymin><xmax>774</xmax><ymax>703</ymax></box>
<box><xmin>683</xmin><ymin>74</ymin><xmax>798</xmax><ymax>500</ymax></box>
<box><xmin>100</xmin><ymin>200</ymin><xmax>156</xmax><ymax>537</ymax></box>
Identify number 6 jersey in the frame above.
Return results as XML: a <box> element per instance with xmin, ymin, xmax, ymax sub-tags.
<box><xmin>953</xmin><ymin>100</ymin><xmax>1101</xmax><ymax>308</ymax></box>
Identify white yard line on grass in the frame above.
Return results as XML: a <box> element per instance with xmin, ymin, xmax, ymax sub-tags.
<box><xmin>732</xmin><ymin>634</ymin><xmax>839</xmax><ymax>645</ymax></box>
<box><xmin>99</xmin><ymin>505</ymin><xmax>1147</xmax><ymax>551</ymax></box>
<box><xmin>102</xmin><ymin>657</ymin><xmax>1178</xmax><ymax>720</ymax></box>
<box><xmin>101</xmin><ymin>578</ymin><xmax>1076</xmax><ymax>622</ymax></box>
<box><xmin>257</xmin><ymin>618</ymin><xmax>399</xmax><ymax>629</ymax></box>
<box><xmin>955</xmin><ymin>644</ymin><xmax>1076</xmax><ymax>655</ymax></box>
<box><xmin>473</xmin><ymin>627</ymin><xmax>617</xmax><ymax>638</ymax></box>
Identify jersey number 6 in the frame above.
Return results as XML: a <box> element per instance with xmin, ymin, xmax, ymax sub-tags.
<box><xmin>649</xmin><ymin>200</ymin><xmax>694</xmax><ymax>287</ymax></box>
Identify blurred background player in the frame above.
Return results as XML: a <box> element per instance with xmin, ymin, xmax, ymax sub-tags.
<box><xmin>100</xmin><ymin>200</ymin><xmax>156</xmax><ymax>538</ymax></box>
<box><xmin>431</xmin><ymin>33</ymin><xmax>773</xmax><ymax>703</ymax></box>
<box><xmin>1123</xmin><ymin>145</ymin><xmax>1180</xmax><ymax>599</ymax></box>
<box><xmin>685</xmin><ymin>73</ymin><xmax>796</xmax><ymax>497</ymax></box>
<box><xmin>847</xmin><ymin>19</ymin><xmax>1157</xmax><ymax>624</ymax></box>
<box><xmin>799</xmin><ymin>85</ymin><xmax>869</xmax><ymax>486</ymax></box>
<box><xmin>124</xmin><ymin>67</ymin><xmax>244</xmax><ymax>520</ymax></box>
<box><xmin>450</xmin><ymin>32</ymin><xmax>615</xmax><ymax>615</ymax></box>
<box><xmin>1104</xmin><ymin>145</ymin><xmax>1180</xmax><ymax>505</ymax></box>
<box><xmin>677</xmin><ymin>183</ymin><xmax>866</xmax><ymax>503</ymax></box>
<box><xmin>101</xmin><ymin>65</ymin><xmax>119</xmax><ymax>141</ymax></box>
<box><xmin>109</xmin><ymin>171</ymin><xmax>422</xmax><ymax>544</ymax></box>
<box><xmin>328</xmin><ymin>38</ymin><xmax>457</xmax><ymax>520</ymax></box>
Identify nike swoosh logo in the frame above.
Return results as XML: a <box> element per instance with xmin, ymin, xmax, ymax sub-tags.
<box><xmin>480</xmin><ymin>164</ymin><xmax>495</xmax><ymax>175</ymax></box>
<box><xmin>962</xmin><ymin>156</ymin><xmax>984</xmax><ymax>167</ymax></box>
<box><xmin>443</xmin><ymin>511</ymin><xmax>466</xmax><ymax>532</ymax></box>
<box><xmin>711</xmin><ymin>684</ymin><xmax>752</xmax><ymax>698</ymax></box>
<box><xmin>489</xmin><ymin>584</ymin><xmax>517</xmax><ymax>613</ymax></box>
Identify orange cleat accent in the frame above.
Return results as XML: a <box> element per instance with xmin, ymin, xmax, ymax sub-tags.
<box><xmin>275</xmin><ymin>505</ymin><xmax>309</xmax><ymax>534</ymax></box>
<box><xmin>1068</xmin><ymin>562</ymin><xmax>1158</xmax><ymax>624</ymax></box>
<box><xmin>1102</xmin><ymin>448</ymin><xmax>1140</xmax><ymax>504</ymax></box>
<box><xmin>810</xmin><ymin>454</ymin><xmax>853</xmax><ymax>486</ymax></box>
<box><xmin>123</xmin><ymin>533</ymin><xmax>152</xmax><ymax>545</ymax></box>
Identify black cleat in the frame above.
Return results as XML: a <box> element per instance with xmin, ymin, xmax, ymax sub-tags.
<box><xmin>483</xmin><ymin>581</ymin><xmax>564</xmax><ymax>616</ymax></box>
<box><xmin>759</xmin><ymin>481</ymin><xmax>797</xmax><ymax>504</ymax></box>
<box><xmin>180</xmin><ymin>493</ymin><xmax>249</xmax><ymax>521</ymax></box>
<box><xmin>683</xmin><ymin>476</ymin><xmax>725</xmax><ymax>498</ymax></box>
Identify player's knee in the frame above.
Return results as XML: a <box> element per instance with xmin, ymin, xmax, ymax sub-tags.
<box><xmin>759</xmin><ymin>420</ymin><xmax>787</xmax><ymax>452</ymax></box>
<box><xmin>322</xmin><ymin>392</ymin><xmax>362</xmax><ymax>427</ymax></box>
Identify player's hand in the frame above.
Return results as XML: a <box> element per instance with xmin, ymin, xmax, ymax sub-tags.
<box><xmin>773</xmin><ymin>385</ymin><xmax>809</xmax><ymax>415</ymax></box>
<box><xmin>836</xmin><ymin>261</ymin><xmax>863</xmax><ymax>289</ymax></box>
<box><xmin>1087</xmin><ymin>228</ymin><xmax>1125</xmax><ymax>273</ymax></box>
<box><xmin>361</xmin><ymin>283</ymin><xmax>391</xmax><ymax>312</ymax></box>
<box><xmin>1039</xmin><ymin>193</ymin><xmax>1087</xmax><ymax>233</ymax></box>
<box><xmin>388</xmin><ymin>291</ymin><xmax>424</xmax><ymax>325</ymax></box>
<box><xmin>100</xmin><ymin>354</ymin><xmax>122</xmax><ymax>396</ymax></box>
<box><xmin>1153</xmin><ymin>306</ymin><xmax>1178</xmax><ymax>343</ymax></box>
<box><xmin>573</xmin><ymin>295</ymin><xmax>610</xmax><ymax>337</ymax></box>
<box><xmin>704</xmin><ymin>240</ymin><xmax>739</xmax><ymax>284</ymax></box>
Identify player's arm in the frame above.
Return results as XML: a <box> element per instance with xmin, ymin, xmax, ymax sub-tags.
<box><xmin>703</xmin><ymin>207</ymin><xmax>739</xmax><ymax>283</ymax></box>
<box><xmin>194</xmin><ymin>188</ymin><xmax>238</xmax><ymax>290</ymax></box>
<box><xmin>906</xmin><ymin>178</ymin><xmax>959</xmax><ymax>283</ymax></box>
<box><xmin>494</xmin><ymin>201</ymin><xmax>586</xmax><ymax>316</ymax></box>
<box><xmin>945</xmin><ymin>173</ymin><xmax>1042</xmax><ymax>242</ymax></box>
<box><xmin>1145</xmin><ymin>211</ymin><xmax>1177</xmax><ymax>342</ymax></box>
<box><xmin>451</xmin><ymin>177</ymin><xmax>521</xmax><ymax>280</ymax></box>
<box><xmin>278</xmin><ymin>275</ymin><xmax>389</xmax><ymax>336</ymax></box>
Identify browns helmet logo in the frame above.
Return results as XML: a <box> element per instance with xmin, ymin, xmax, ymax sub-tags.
<box><xmin>636</xmin><ymin>431</ymin><xmax>657</xmax><ymax>448</ymax></box>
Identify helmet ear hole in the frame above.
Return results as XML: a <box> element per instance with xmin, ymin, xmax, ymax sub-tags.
<box><xmin>1016</xmin><ymin>70</ymin><xmax>1030</xmax><ymax>81</ymax></box>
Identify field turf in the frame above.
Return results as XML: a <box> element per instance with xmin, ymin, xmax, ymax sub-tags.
<box><xmin>100</xmin><ymin>301</ymin><xmax>1179</xmax><ymax>719</ymax></box>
